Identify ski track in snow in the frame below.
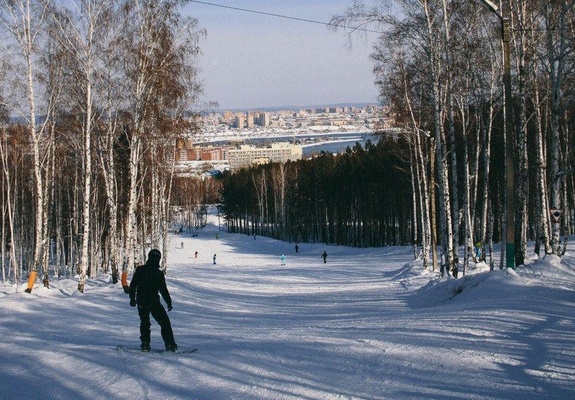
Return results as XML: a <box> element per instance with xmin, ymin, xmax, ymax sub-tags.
<box><xmin>1</xmin><ymin>211</ymin><xmax>575</xmax><ymax>399</ymax></box>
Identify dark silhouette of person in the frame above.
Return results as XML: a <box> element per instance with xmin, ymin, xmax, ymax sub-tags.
<box><xmin>129</xmin><ymin>249</ymin><xmax>177</xmax><ymax>352</ymax></box>
<box><xmin>322</xmin><ymin>251</ymin><xmax>327</xmax><ymax>263</ymax></box>
<box><xmin>295</xmin><ymin>244</ymin><xmax>299</xmax><ymax>253</ymax></box>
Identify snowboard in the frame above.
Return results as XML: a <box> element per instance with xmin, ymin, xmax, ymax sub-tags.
<box><xmin>116</xmin><ymin>345</ymin><xmax>198</xmax><ymax>354</ymax></box>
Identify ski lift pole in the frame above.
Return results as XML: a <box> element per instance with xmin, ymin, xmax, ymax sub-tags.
<box><xmin>478</xmin><ymin>0</ymin><xmax>515</xmax><ymax>269</ymax></box>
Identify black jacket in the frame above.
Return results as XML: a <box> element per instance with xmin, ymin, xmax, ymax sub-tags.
<box><xmin>129</xmin><ymin>261</ymin><xmax>172</xmax><ymax>309</ymax></box>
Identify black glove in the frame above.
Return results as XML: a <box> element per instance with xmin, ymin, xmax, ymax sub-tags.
<box><xmin>130</xmin><ymin>299</ymin><xmax>136</xmax><ymax>307</ymax></box>
<box><xmin>167</xmin><ymin>304</ymin><xmax>172</xmax><ymax>311</ymax></box>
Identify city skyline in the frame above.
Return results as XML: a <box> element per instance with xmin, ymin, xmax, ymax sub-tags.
<box><xmin>184</xmin><ymin>1</ymin><xmax>380</xmax><ymax>110</ymax></box>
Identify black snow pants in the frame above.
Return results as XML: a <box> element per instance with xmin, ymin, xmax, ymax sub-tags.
<box><xmin>138</xmin><ymin>302</ymin><xmax>176</xmax><ymax>347</ymax></box>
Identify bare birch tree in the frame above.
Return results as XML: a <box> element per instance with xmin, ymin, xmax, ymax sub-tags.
<box><xmin>542</xmin><ymin>0</ymin><xmax>575</xmax><ymax>255</ymax></box>
<box><xmin>120</xmin><ymin>0</ymin><xmax>203</xmax><ymax>273</ymax></box>
<box><xmin>0</xmin><ymin>0</ymin><xmax>54</xmax><ymax>292</ymax></box>
<box><xmin>48</xmin><ymin>0</ymin><xmax>110</xmax><ymax>292</ymax></box>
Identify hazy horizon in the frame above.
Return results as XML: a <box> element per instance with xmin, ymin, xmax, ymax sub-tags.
<box><xmin>185</xmin><ymin>1</ymin><xmax>380</xmax><ymax>110</ymax></box>
<box><xmin>207</xmin><ymin>101</ymin><xmax>379</xmax><ymax>113</ymax></box>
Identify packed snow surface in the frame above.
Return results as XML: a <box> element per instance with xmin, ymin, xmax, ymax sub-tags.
<box><xmin>1</xmin><ymin>213</ymin><xmax>575</xmax><ymax>399</ymax></box>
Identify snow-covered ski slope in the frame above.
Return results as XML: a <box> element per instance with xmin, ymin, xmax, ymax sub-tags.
<box><xmin>1</xmin><ymin>212</ymin><xmax>574</xmax><ymax>399</ymax></box>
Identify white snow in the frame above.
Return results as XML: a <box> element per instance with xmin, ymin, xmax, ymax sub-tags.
<box><xmin>1</xmin><ymin>212</ymin><xmax>575</xmax><ymax>399</ymax></box>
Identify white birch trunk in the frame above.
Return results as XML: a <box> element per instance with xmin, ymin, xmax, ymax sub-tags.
<box><xmin>125</xmin><ymin>136</ymin><xmax>142</xmax><ymax>273</ymax></box>
<box><xmin>160</xmin><ymin>142</ymin><xmax>177</xmax><ymax>274</ymax></box>
<box><xmin>417</xmin><ymin>133</ymin><xmax>432</xmax><ymax>269</ymax></box>
<box><xmin>480</xmin><ymin>68</ymin><xmax>497</xmax><ymax>267</ymax></box>
<box><xmin>532</xmin><ymin>80</ymin><xmax>551</xmax><ymax>256</ymax></box>
<box><xmin>422</xmin><ymin>0</ymin><xmax>453</xmax><ymax>274</ymax></box>
<box><xmin>0</xmin><ymin>129</ymin><xmax>19</xmax><ymax>282</ymax></box>
<box><xmin>78</xmin><ymin>77</ymin><xmax>93</xmax><ymax>292</ymax></box>
<box><xmin>458</xmin><ymin>98</ymin><xmax>473</xmax><ymax>276</ymax></box>
<box><xmin>408</xmin><ymin>136</ymin><xmax>419</xmax><ymax>260</ymax></box>
<box><xmin>2</xmin><ymin>0</ymin><xmax>49</xmax><ymax>288</ymax></box>
<box><xmin>544</xmin><ymin>1</ymin><xmax>570</xmax><ymax>255</ymax></box>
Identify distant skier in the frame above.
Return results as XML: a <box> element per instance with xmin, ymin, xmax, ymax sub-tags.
<box><xmin>295</xmin><ymin>244</ymin><xmax>299</xmax><ymax>253</ymax></box>
<box><xmin>474</xmin><ymin>242</ymin><xmax>482</xmax><ymax>260</ymax></box>
<box><xmin>280</xmin><ymin>254</ymin><xmax>286</xmax><ymax>266</ymax></box>
<box><xmin>195</xmin><ymin>251</ymin><xmax>198</xmax><ymax>259</ymax></box>
<box><xmin>452</xmin><ymin>255</ymin><xmax>460</xmax><ymax>278</ymax></box>
<box><xmin>180</xmin><ymin>242</ymin><xmax>184</xmax><ymax>249</ymax></box>
<box><xmin>321</xmin><ymin>251</ymin><xmax>327</xmax><ymax>263</ymax></box>
<box><xmin>129</xmin><ymin>249</ymin><xmax>177</xmax><ymax>352</ymax></box>
<box><xmin>213</xmin><ymin>254</ymin><xmax>217</xmax><ymax>265</ymax></box>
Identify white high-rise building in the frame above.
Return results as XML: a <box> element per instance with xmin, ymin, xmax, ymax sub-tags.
<box><xmin>234</xmin><ymin>114</ymin><xmax>245</xmax><ymax>129</ymax></box>
<box><xmin>227</xmin><ymin>143</ymin><xmax>302</xmax><ymax>171</ymax></box>
<box><xmin>254</xmin><ymin>112</ymin><xmax>270</xmax><ymax>127</ymax></box>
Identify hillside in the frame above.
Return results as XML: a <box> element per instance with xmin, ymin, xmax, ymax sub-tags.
<box><xmin>1</xmin><ymin>213</ymin><xmax>574</xmax><ymax>399</ymax></box>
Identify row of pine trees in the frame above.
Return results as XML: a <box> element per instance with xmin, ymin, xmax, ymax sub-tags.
<box><xmin>221</xmin><ymin>0</ymin><xmax>575</xmax><ymax>275</ymax></box>
<box><xmin>220</xmin><ymin>138</ymin><xmax>412</xmax><ymax>248</ymax></box>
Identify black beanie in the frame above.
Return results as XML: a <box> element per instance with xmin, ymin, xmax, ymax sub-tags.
<box><xmin>148</xmin><ymin>249</ymin><xmax>161</xmax><ymax>260</ymax></box>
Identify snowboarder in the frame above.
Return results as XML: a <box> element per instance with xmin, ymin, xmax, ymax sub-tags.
<box><xmin>129</xmin><ymin>249</ymin><xmax>177</xmax><ymax>352</ymax></box>
<box><xmin>194</xmin><ymin>251</ymin><xmax>198</xmax><ymax>259</ymax></box>
<box><xmin>295</xmin><ymin>244</ymin><xmax>299</xmax><ymax>253</ymax></box>
<box><xmin>180</xmin><ymin>242</ymin><xmax>184</xmax><ymax>249</ymax></box>
<box><xmin>213</xmin><ymin>254</ymin><xmax>217</xmax><ymax>265</ymax></box>
<box><xmin>280</xmin><ymin>254</ymin><xmax>286</xmax><ymax>266</ymax></box>
<box><xmin>322</xmin><ymin>251</ymin><xmax>327</xmax><ymax>263</ymax></box>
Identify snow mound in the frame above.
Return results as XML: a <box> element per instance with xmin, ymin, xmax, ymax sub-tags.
<box><xmin>468</xmin><ymin>261</ymin><xmax>491</xmax><ymax>273</ymax></box>
<box><xmin>535</xmin><ymin>253</ymin><xmax>575</xmax><ymax>275</ymax></box>
<box><xmin>408</xmin><ymin>268</ymin><xmax>523</xmax><ymax>309</ymax></box>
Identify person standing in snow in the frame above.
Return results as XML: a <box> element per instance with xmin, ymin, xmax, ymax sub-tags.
<box><xmin>295</xmin><ymin>244</ymin><xmax>299</xmax><ymax>253</ymax></box>
<box><xmin>321</xmin><ymin>251</ymin><xmax>327</xmax><ymax>263</ymax></box>
<box><xmin>452</xmin><ymin>254</ymin><xmax>460</xmax><ymax>278</ymax></box>
<box><xmin>129</xmin><ymin>249</ymin><xmax>178</xmax><ymax>352</ymax></box>
<box><xmin>474</xmin><ymin>242</ymin><xmax>482</xmax><ymax>260</ymax></box>
<box><xmin>280</xmin><ymin>254</ymin><xmax>286</xmax><ymax>266</ymax></box>
<box><xmin>213</xmin><ymin>254</ymin><xmax>217</xmax><ymax>264</ymax></box>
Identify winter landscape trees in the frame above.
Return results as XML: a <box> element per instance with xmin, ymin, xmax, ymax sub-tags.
<box><xmin>341</xmin><ymin>0</ymin><xmax>575</xmax><ymax>269</ymax></box>
<box><xmin>220</xmin><ymin>138</ymin><xmax>412</xmax><ymax>247</ymax></box>
<box><xmin>221</xmin><ymin>0</ymin><xmax>575</xmax><ymax>275</ymax></box>
<box><xmin>1</xmin><ymin>0</ymin><xmax>575</xmax><ymax>291</ymax></box>
<box><xmin>0</xmin><ymin>0</ymin><xmax>203</xmax><ymax>291</ymax></box>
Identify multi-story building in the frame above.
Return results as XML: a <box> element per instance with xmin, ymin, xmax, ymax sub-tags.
<box><xmin>246</xmin><ymin>113</ymin><xmax>254</xmax><ymax>129</ymax></box>
<box><xmin>199</xmin><ymin>147</ymin><xmax>224</xmax><ymax>161</ymax></box>
<box><xmin>174</xmin><ymin>139</ymin><xmax>226</xmax><ymax>162</ymax></box>
<box><xmin>234</xmin><ymin>114</ymin><xmax>245</xmax><ymax>129</ymax></box>
<box><xmin>227</xmin><ymin>143</ymin><xmax>302</xmax><ymax>171</ymax></box>
<box><xmin>256</xmin><ymin>112</ymin><xmax>270</xmax><ymax>127</ymax></box>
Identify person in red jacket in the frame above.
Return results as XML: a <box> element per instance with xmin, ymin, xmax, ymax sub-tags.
<box><xmin>129</xmin><ymin>249</ymin><xmax>178</xmax><ymax>352</ymax></box>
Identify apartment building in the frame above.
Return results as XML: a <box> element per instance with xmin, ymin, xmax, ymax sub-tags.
<box><xmin>228</xmin><ymin>142</ymin><xmax>302</xmax><ymax>171</ymax></box>
<box><xmin>174</xmin><ymin>138</ymin><xmax>226</xmax><ymax>162</ymax></box>
<box><xmin>234</xmin><ymin>114</ymin><xmax>246</xmax><ymax>129</ymax></box>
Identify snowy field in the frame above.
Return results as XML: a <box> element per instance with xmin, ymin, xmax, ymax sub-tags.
<box><xmin>1</xmin><ymin>213</ymin><xmax>575</xmax><ymax>399</ymax></box>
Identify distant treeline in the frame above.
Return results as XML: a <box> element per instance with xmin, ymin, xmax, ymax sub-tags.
<box><xmin>219</xmin><ymin>137</ymin><xmax>413</xmax><ymax>247</ymax></box>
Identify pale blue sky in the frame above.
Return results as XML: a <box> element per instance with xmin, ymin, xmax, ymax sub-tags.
<box><xmin>184</xmin><ymin>0</ymin><xmax>380</xmax><ymax>110</ymax></box>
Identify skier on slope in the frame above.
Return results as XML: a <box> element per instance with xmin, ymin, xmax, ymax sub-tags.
<box><xmin>129</xmin><ymin>249</ymin><xmax>178</xmax><ymax>352</ymax></box>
